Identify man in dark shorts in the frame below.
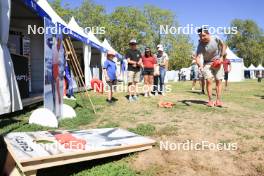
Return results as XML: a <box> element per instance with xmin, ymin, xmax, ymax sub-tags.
<box><xmin>222</xmin><ymin>53</ymin><xmax>232</xmax><ymax>90</ymax></box>
<box><xmin>125</xmin><ymin>39</ymin><xmax>142</xmax><ymax>102</ymax></box>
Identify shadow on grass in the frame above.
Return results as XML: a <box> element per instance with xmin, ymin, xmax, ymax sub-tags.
<box><xmin>38</xmin><ymin>154</ymin><xmax>131</xmax><ymax>176</ymax></box>
<box><xmin>186</xmin><ymin>90</ymin><xmax>205</xmax><ymax>95</ymax></box>
<box><xmin>178</xmin><ymin>99</ymin><xmax>207</xmax><ymax>106</ymax></box>
<box><xmin>72</xmin><ymin>103</ymin><xmax>83</xmax><ymax>109</ymax></box>
<box><xmin>254</xmin><ymin>95</ymin><xmax>264</xmax><ymax>99</ymax></box>
<box><xmin>0</xmin><ymin>118</ymin><xmax>20</xmax><ymax>130</ymax></box>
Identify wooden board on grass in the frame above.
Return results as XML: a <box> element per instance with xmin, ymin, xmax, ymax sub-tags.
<box><xmin>3</xmin><ymin>128</ymin><xmax>155</xmax><ymax>176</ymax></box>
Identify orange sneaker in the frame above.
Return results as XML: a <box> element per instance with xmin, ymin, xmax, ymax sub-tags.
<box><xmin>206</xmin><ymin>101</ymin><xmax>214</xmax><ymax>107</ymax></box>
<box><xmin>215</xmin><ymin>100</ymin><xmax>223</xmax><ymax>107</ymax></box>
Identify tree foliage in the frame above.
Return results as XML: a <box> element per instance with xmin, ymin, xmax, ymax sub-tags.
<box><xmin>226</xmin><ymin>19</ymin><xmax>264</xmax><ymax>67</ymax></box>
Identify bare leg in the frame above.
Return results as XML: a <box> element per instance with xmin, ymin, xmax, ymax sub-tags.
<box><xmin>144</xmin><ymin>75</ymin><xmax>148</xmax><ymax>95</ymax></box>
<box><xmin>134</xmin><ymin>82</ymin><xmax>138</xmax><ymax>96</ymax></box>
<box><xmin>108</xmin><ymin>85</ymin><xmax>112</xmax><ymax>101</ymax></box>
<box><xmin>216</xmin><ymin>80</ymin><xmax>222</xmax><ymax>101</ymax></box>
<box><xmin>149</xmin><ymin>75</ymin><xmax>154</xmax><ymax>94</ymax></box>
<box><xmin>192</xmin><ymin>80</ymin><xmax>196</xmax><ymax>90</ymax></box>
<box><xmin>206</xmin><ymin>79</ymin><xmax>213</xmax><ymax>101</ymax></box>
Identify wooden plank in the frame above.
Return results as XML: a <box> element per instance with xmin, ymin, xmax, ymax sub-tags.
<box><xmin>24</xmin><ymin>170</ymin><xmax>37</xmax><ymax>176</ymax></box>
<box><xmin>3</xmin><ymin>151</ymin><xmax>18</xmax><ymax>176</ymax></box>
<box><xmin>21</xmin><ymin>145</ymin><xmax>152</xmax><ymax>172</ymax></box>
<box><xmin>20</xmin><ymin>142</ymin><xmax>155</xmax><ymax>166</ymax></box>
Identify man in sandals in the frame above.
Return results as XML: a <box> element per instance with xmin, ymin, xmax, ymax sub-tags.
<box><xmin>195</xmin><ymin>27</ymin><xmax>227</xmax><ymax>107</ymax></box>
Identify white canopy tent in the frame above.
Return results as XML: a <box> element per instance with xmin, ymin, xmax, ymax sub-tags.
<box><xmin>244</xmin><ymin>64</ymin><xmax>256</xmax><ymax>79</ymax></box>
<box><xmin>246</xmin><ymin>64</ymin><xmax>256</xmax><ymax>70</ymax></box>
<box><xmin>225</xmin><ymin>47</ymin><xmax>244</xmax><ymax>82</ymax></box>
<box><xmin>0</xmin><ymin>0</ymin><xmax>23</xmax><ymax>115</ymax></box>
<box><xmin>256</xmin><ymin>64</ymin><xmax>264</xmax><ymax>71</ymax></box>
<box><xmin>67</xmin><ymin>17</ymin><xmax>107</xmax><ymax>87</ymax></box>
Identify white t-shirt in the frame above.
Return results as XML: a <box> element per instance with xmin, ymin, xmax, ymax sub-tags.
<box><xmin>156</xmin><ymin>52</ymin><xmax>169</xmax><ymax>65</ymax></box>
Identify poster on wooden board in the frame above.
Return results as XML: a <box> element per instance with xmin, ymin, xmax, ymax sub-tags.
<box><xmin>4</xmin><ymin>128</ymin><xmax>155</xmax><ymax>162</ymax></box>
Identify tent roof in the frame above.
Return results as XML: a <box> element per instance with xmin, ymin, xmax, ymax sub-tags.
<box><xmin>67</xmin><ymin>17</ymin><xmax>88</xmax><ymax>38</ymax></box>
<box><xmin>256</xmin><ymin>64</ymin><xmax>264</xmax><ymax>70</ymax></box>
<box><xmin>102</xmin><ymin>39</ymin><xmax>117</xmax><ymax>53</ymax></box>
<box><xmin>37</xmin><ymin>0</ymin><xmax>67</xmax><ymax>26</ymax></box>
<box><xmin>87</xmin><ymin>31</ymin><xmax>103</xmax><ymax>48</ymax></box>
<box><xmin>248</xmin><ymin>64</ymin><xmax>256</xmax><ymax>70</ymax></box>
<box><xmin>102</xmin><ymin>39</ymin><xmax>123</xmax><ymax>59</ymax></box>
<box><xmin>68</xmin><ymin>17</ymin><xmax>106</xmax><ymax>51</ymax></box>
<box><xmin>226</xmin><ymin>47</ymin><xmax>243</xmax><ymax>62</ymax></box>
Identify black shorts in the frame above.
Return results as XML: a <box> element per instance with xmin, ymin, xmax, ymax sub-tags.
<box><xmin>106</xmin><ymin>80</ymin><xmax>117</xmax><ymax>86</ymax></box>
<box><xmin>142</xmin><ymin>68</ymin><xmax>154</xmax><ymax>75</ymax></box>
<box><xmin>224</xmin><ymin>72</ymin><xmax>228</xmax><ymax>80</ymax></box>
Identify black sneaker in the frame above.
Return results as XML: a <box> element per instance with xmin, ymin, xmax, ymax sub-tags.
<box><xmin>111</xmin><ymin>97</ymin><xmax>118</xmax><ymax>101</ymax></box>
<box><xmin>106</xmin><ymin>99</ymin><xmax>114</xmax><ymax>104</ymax></box>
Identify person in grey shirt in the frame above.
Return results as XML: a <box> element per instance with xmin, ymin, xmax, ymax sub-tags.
<box><xmin>195</xmin><ymin>27</ymin><xmax>227</xmax><ymax>107</ymax></box>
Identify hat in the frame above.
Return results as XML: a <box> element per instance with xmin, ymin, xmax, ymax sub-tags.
<box><xmin>158</xmin><ymin>47</ymin><xmax>164</xmax><ymax>52</ymax></box>
<box><xmin>129</xmin><ymin>39</ymin><xmax>137</xmax><ymax>44</ymax></box>
<box><xmin>107</xmin><ymin>50</ymin><xmax>115</xmax><ymax>56</ymax></box>
<box><xmin>157</xmin><ymin>44</ymin><xmax>163</xmax><ymax>49</ymax></box>
<box><xmin>145</xmin><ymin>47</ymin><xmax>151</xmax><ymax>52</ymax></box>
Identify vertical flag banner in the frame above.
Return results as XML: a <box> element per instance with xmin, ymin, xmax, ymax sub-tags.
<box><xmin>44</xmin><ymin>17</ymin><xmax>64</xmax><ymax>117</ymax></box>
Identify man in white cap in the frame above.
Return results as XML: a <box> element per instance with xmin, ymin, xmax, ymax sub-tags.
<box><xmin>153</xmin><ymin>44</ymin><xmax>169</xmax><ymax>96</ymax></box>
<box><xmin>125</xmin><ymin>39</ymin><xmax>143</xmax><ymax>102</ymax></box>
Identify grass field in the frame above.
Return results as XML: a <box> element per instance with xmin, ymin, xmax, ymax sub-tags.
<box><xmin>0</xmin><ymin>80</ymin><xmax>264</xmax><ymax>176</ymax></box>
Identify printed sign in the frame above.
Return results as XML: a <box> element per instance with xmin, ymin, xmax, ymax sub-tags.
<box><xmin>44</xmin><ymin>17</ymin><xmax>65</xmax><ymax>117</ymax></box>
<box><xmin>4</xmin><ymin>128</ymin><xmax>155</xmax><ymax>161</ymax></box>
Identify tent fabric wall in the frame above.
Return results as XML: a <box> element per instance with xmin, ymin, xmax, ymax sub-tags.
<box><xmin>84</xmin><ymin>44</ymin><xmax>92</xmax><ymax>89</ymax></box>
<box><xmin>225</xmin><ymin>47</ymin><xmax>244</xmax><ymax>82</ymax></box>
<box><xmin>0</xmin><ymin>0</ymin><xmax>22</xmax><ymax>115</ymax></box>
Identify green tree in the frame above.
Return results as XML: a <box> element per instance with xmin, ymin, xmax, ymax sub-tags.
<box><xmin>143</xmin><ymin>5</ymin><xmax>177</xmax><ymax>48</ymax></box>
<box><xmin>74</xmin><ymin>0</ymin><xmax>108</xmax><ymax>40</ymax></box>
<box><xmin>107</xmin><ymin>7</ymin><xmax>148</xmax><ymax>54</ymax></box>
<box><xmin>226</xmin><ymin>19</ymin><xmax>264</xmax><ymax>66</ymax></box>
<box><xmin>49</xmin><ymin>0</ymin><xmax>72</xmax><ymax>22</ymax></box>
<box><xmin>167</xmin><ymin>34</ymin><xmax>193</xmax><ymax>70</ymax></box>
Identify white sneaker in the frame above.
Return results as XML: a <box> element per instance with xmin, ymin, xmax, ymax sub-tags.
<box><xmin>149</xmin><ymin>92</ymin><xmax>153</xmax><ymax>97</ymax></box>
<box><xmin>129</xmin><ymin>96</ymin><xmax>134</xmax><ymax>102</ymax></box>
<box><xmin>144</xmin><ymin>93</ymin><xmax>148</xmax><ymax>97</ymax></box>
<box><xmin>63</xmin><ymin>96</ymin><xmax>70</xmax><ymax>99</ymax></box>
<box><xmin>154</xmin><ymin>92</ymin><xmax>159</xmax><ymax>96</ymax></box>
<box><xmin>191</xmin><ymin>87</ymin><xmax>195</xmax><ymax>91</ymax></box>
<box><xmin>161</xmin><ymin>92</ymin><xmax>165</xmax><ymax>96</ymax></box>
<box><xmin>70</xmin><ymin>96</ymin><xmax>76</xmax><ymax>100</ymax></box>
<box><xmin>133</xmin><ymin>95</ymin><xmax>139</xmax><ymax>101</ymax></box>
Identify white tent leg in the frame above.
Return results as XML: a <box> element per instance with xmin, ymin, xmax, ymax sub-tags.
<box><xmin>84</xmin><ymin>44</ymin><xmax>92</xmax><ymax>89</ymax></box>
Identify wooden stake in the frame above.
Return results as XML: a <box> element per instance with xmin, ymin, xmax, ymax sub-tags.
<box><xmin>63</xmin><ymin>37</ymin><xmax>96</xmax><ymax>114</ymax></box>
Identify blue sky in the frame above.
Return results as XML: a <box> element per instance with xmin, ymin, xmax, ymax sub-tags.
<box><xmin>60</xmin><ymin>0</ymin><xmax>263</xmax><ymax>46</ymax></box>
